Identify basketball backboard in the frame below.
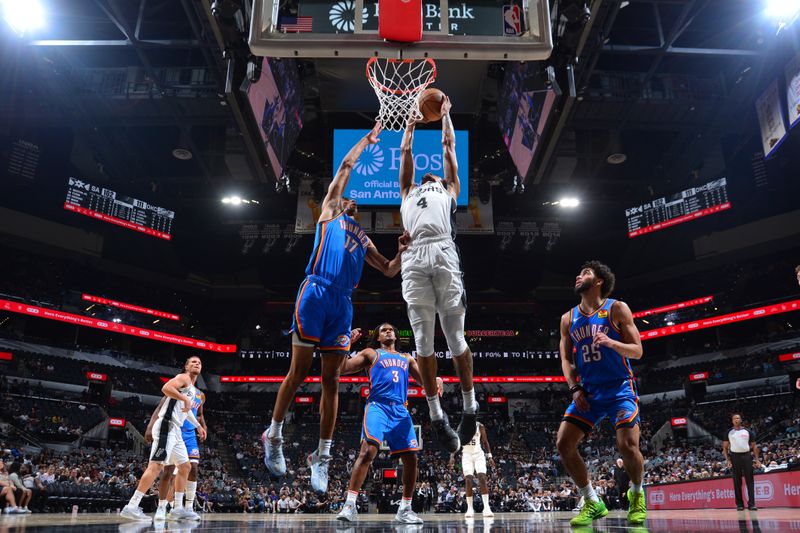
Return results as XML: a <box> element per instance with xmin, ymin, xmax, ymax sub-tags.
<box><xmin>249</xmin><ymin>0</ymin><xmax>552</xmax><ymax>61</ymax></box>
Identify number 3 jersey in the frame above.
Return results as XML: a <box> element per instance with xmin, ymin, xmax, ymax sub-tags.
<box><xmin>368</xmin><ymin>349</ymin><xmax>410</xmax><ymax>404</ymax></box>
<box><xmin>569</xmin><ymin>298</ymin><xmax>633</xmax><ymax>389</ymax></box>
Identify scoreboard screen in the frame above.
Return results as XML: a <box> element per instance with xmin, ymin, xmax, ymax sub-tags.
<box><xmin>64</xmin><ymin>178</ymin><xmax>174</xmax><ymax>240</ymax></box>
<box><xmin>625</xmin><ymin>178</ymin><xmax>731</xmax><ymax>238</ymax></box>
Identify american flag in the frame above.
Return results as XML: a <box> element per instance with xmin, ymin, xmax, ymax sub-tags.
<box><xmin>280</xmin><ymin>16</ymin><xmax>313</xmax><ymax>33</ymax></box>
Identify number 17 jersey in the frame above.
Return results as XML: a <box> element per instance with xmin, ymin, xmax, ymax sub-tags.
<box><xmin>569</xmin><ymin>298</ymin><xmax>632</xmax><ymax>387</ymax></box>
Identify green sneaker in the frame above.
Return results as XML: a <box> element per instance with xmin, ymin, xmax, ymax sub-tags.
<box><xmin>570</xmin><ymin>499</ymin><xmax>608</xmax><ymax>527</ymax></box>
<box><xmin>627</xmin><ymin>488</ymin><xmax>648</xmax><ymax>525</ymax></box>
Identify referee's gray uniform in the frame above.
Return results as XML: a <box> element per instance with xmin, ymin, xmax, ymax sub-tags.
<box><xmin>724</xmin><ymin>426</ymin><xmax>756</xmax><ymax>509</ymax></box>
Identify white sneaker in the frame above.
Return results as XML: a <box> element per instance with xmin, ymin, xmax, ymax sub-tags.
<box><xmin>465</xmin><ymin>508</ymin><xmax>474</xmax><ymax>518</ymax></box>
<box><xmin>336</xmin><ymin>501</ymin><xmax>358</xmax><ymax>522</ymax></box>
<box><xmin>482</xmin><ymin>507</ymin><xmax>494</xmax><ymax>517</ymax></box>
<box><xmin>154</xmin><ymin>506</ymin><xmax>167</xmax><ymax>521</ymax></box>
<box><xmin>395</xmin><ymin>507</ymin><xmax>424</xmax><ymax>524</ymax></box>
<box><xmin>307</xmin><ymin>451</ymin><xmax>331</xmax><ymax>494</ymax></box>
<box><xmin>262</xmin><ymin>431</ymin><xmax>287</xmax><ymax>477</ymax></box>
<box><xmin>182</xmin><ymin>508</ymin><xmax>201</xmax><ymax>521</ymax></box>
<box><xmin>167</xmin><ymin>507</ymin><xmax>190</xmax><ymax>521</ymax></box>
<box><xmin>119</xmin><ymin>504</ymin><xmax>152</xmax><ymax>522</ymax></box>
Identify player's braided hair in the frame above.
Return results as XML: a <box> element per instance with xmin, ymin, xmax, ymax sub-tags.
<box><xmin>581</xmin><ymin>260</ymin><xmax>616</xmax><ymax>298</ymax></box>
<box><xmin>370</xmin><ymin>323</ymin><xmax>400</xmax><ymax>349</ymax></box>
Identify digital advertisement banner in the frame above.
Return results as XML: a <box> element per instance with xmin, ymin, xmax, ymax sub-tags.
<box><xmin>755</xmin><ymin>79</ymin><xmax>787</xmax><ymax>158</ymax></box>
<box><xmin>335</xmin><ymin>129</ymin><xmax>469</xmax><ymax>206</ymax></box>
<box><xmin>647</xmin><ymin>470</ymin><xmax>800</xmax><ymax>510</ymax></box>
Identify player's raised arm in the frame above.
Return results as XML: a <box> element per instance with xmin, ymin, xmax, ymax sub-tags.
<box><xmin>320</xmin><ymin>122</ymin><xmax>382</xmax><ymax>221</ymax></box>
<box><xmin>365</xmin><ymin>232</ymin><xmax>409</xmax><ymax>277</ymax></box>
<box><xmin>560</xmin><ymin>312</ymin><xmax>588</xmax><ymax>412</ymax></box>
<box><xmin>341</xmin><ymin>348</ymin><xmax>378</xmax><ymax>375</ymax></box>
<box><xmin>594</xmin><ymin>301</ymin><xmax>643</xmax><ymax>360</ymax></box>
<box><xmin>441</xmin><ymin>97</ymin><xmax>460</xmax><ymax>199</ymax></box>
<box><xmin>399</xmin><ymin>120</ymin><xmax>416</xmax><ymax>199</ymax></box>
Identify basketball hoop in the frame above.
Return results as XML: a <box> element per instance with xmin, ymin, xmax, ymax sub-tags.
<box><xmin>366</xmin><ymin>57</ymin><xmax>437</xmax><ymax>132</ymax></box>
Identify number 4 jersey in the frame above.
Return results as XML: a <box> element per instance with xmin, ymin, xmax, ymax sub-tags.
<box><xmin>569</xmin><ymin>298</ymin><xmax>634</xmax><ymax>388</ymax></box>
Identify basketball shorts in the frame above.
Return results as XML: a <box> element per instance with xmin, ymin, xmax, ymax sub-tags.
<box><xmin>462</xmin><ymin>450</ymin><xmax>487</xmax><ymax>477</ymax></box>
<box><xmin>401</xmin><ymin>235</ymin><xmax>465</xmax><ymax>315</ymax></box>
<box><xmin>563</xmin><ymin>378</ymin><xmax>640</xmax><ymax>434</ymax></box>
<box><xmin>361</xmin><ymin>401</ymin><xmax>419</xmax><ymax>455</ymax></box>
<box><xmin>291</xmin><ymin>275</ymin><xmax>353</xmax><ymax>352</ymax></box>
<box><xmin>182</xmin><ymin>430</ymin><xmax>200</xmax><ymax>463</ymax></box>
<box><xmin>149</xmin><ymin>420</ymin><xmax>189</xmax><ymax>466</ymax></box>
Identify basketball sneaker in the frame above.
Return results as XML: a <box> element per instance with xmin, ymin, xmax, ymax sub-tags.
<box><xmin>464</xmin><ymin>507</ymin><xmax>474</xmax><ymax>519</ymax></box>
<box><xmin>308</xmin><ymin>450</ymin><xmax>331</xmax><ymax>494</ymax></box>
<box><xmin>336</xmin><ymin>501</ymin><xmax>358</xmax><ymax>522</ymax></box>
<box><xmin>569</xmin><ymin>498</ymin><xmax>608</xmax><ymax>527</ymax></box>
<box><xmin>627</xmin><ymin>488</ymin><xmax>647</xmax><ymax>525</ymax></box>
<box><xmin>456</xmin><ymin>405</ymin><xmax>479</xmax><ymax>447</ymax></box>
<box><xmin>119</xmin><ymin>504</ymin><xmax>152</xmax><ymax>522</ymax></box>
<box><xmin>482</xmin><ymin>506</ymin><xmax>494</xmax><ymax>517</ymax></box>
<box><xmin>154</xmin><ymin>506</ymin><xmax>167</xmax><ymax>522</ymax></box>
<box><xmin>395</xmin><ymin>507</ymin><xmax>424</xmax><ymax>524</ymax></box>
<box><xmin>262</xmin><ymin>430</ymin><xmax>286</xmax><ymax>477</ymax></box>
<box><xmin>431</xmin><ymin>418</ymin><xmax>460</xmax><ymax>453</ymax></box>
<box><xmin>167</xmin><ymin>507</ymin><xmax>192</xmax><ymax>521</ymax></box>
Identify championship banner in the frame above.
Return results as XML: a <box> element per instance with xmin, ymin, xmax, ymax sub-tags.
<box><xmin>786</xmin><ymin>53</ymin><xmax>800</xmax><ymax>129</ymax></box>
<box><xmin>296</xmin><ymin>180</ymin><xmax>373</xmax><ymax>234</ymax></box>
<box><xmin>755</xmin><ymin>79</ymin><xmax>787</xmax><ymax>158</ymax></box>
<box><xmin>455</xmin><ymin>195</ymin><xmax>494</xmax><ymax>234</ymax></box>
<box><xmin>646</xmin><ymin>470</ymin><xmax>800</xmax><ymax>510</ymax></box>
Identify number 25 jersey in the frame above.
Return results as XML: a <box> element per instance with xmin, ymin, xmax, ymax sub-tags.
<box><xmin>569</xmin><ymin>298</ymin><xmax>633</xmax><ymax>387</ymax></box>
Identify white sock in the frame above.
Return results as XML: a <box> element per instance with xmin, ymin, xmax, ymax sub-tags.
<box><xmin>267</xmin><ymin>419</ymin><xmax>283</xmax><ymax>439</ymax></box>
<box><xmin>466</xmin><ymin>497</ymin><xmax>474</xmax><ymax>511</ymax></box>
<box><xmin>630</xmin><ymin>482</ymin><xmax>643</xmax><ymax>494</ymax></box>
<box><xmin>158</xmin><ymin>499</ymin><xmax>167</xmax><ymax>510</ymax></box>
<box><xmin>399</xmin><ymin>497</ymin><xmax>412</xmax><ymax>511</ymax></box>
<box><xmin>128</xmin><ymin>490</ymin><xmax>145</xmax><ymax>507</ymax></box>
<box><xmin>174</xmin><ymin>492</ymin><xmax>184</xmax><ymax>510</ymax></box>
<box><xmin>481</xmin><ymin>494</ymin><xmax>491</xmax><ymax>511</ymax></box>
<box><xmin>318</xmin><ymin>439</ymin><xmax>332</xmax><ymax>457</ymax></box>
<box><xmin>186</xmin><ymin>480</ymin><xmax>197</xmax><ymax>509</ymax></box>
<box><xmin>462</xmin><ymin>388</ymin><xmax>477</xmax><ymax>414</ymax></box>
<box><xmin>579</xmin><ymin>483</ymin><xmax>599</xmax><ymax>503</ymax></box>
<box><xmin>346</xmin><ymin>490</ymin><xmax>358</xmax><ymax>505</ymax></box>
<box><xmin>426</xmin><ymin>395</ymin><xmax>444</xmax><ymax>421</ymax></box>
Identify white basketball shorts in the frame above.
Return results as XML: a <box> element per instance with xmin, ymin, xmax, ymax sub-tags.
<box><xmin>401</xmin><ymin>235</ymin><xmax>465</xmax><ymax>315</ymax></box>
<box><xmin>462</xmin><ymin>450</ymin><xmax>487</xmax><ymax>477</ymax></box>
<box><xmin>149</xmin><ymin>419</ymin><xmax>189</xmax><ymax>466</ymax></box>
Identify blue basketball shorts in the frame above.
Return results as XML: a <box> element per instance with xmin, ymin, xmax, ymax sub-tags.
<box><xmin>563</xmin><ymin>378</ymin><xmax>640</xmax><ymax>434</ymax></box>
<box><xmin>182</xmin><ymin>431</ymin><xmax>200</xmax><ymax>463</ymax></box>
<box><xmin>361</xmin><ymin>401</ymin><xmax>419</xmax><ymax>455</ymax></box>
<box><xmin>291</xmin><ymin>275</ymin><xmax>353</xmax><ymax>352</ymax></box>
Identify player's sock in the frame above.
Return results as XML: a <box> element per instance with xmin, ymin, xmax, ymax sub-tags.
<box><xmin>157</xmin><ymin>499</ymin><xmax>167</xmax><ymax>510</ymax></box>
<box><xmin>462</xmin><ymin>388</ymin><xmax>478</xmax><ymax>414</ymax></box>
<box><xmin>267</xmin><ymin>419</ymin><xmax>284</xmax><ymax>439</ymax></box>
<box><xmin>399</xmin><ymin>497</ymin><xmax>412</xmax><ymax>511</ymax></box>
<box><xmin>630</xmin><ymin>482</ymin><xmax>643</xmax><ymax>494</ymax></box>
<box><xmin>186</xmin><ymin>481</ymin><xmax>197</xmax><ymax>509</ymax></box>
<box><xmin>426</xmin><ymin>395</ymin><xmax>444</xmax><ymax>421</ymax></box>
<box><xmin>174</xmin><ymin>492</ymin><xmax>184</xmax><ymax>510</ymax></box>
<box><xmin>578</xmin><ymin>483</ymin><xmax>600</xmax><ymax>503</ymax></box>
<box><xmin>345</xmin><ymin>490</ymin><xmax>358</xmax><ymax>505</ymax></box>
<box><xmin>466</xmin><ymin>498</ymin><xmax>473</xmax><ymax>512</ymax></box>
<box><xmin>128</xmin><ymin>490</ymin><xmax>146</xmax><ymax>507</ymax></box>
<box><xmin>481</xmin><ymin>494</ymin><xmax>491</xmax><ymax>510</ymax></box>
<box><xmin>318</xmin><ymin>439</ymin><xmax>332</xmax><ymax>457</ymax></box>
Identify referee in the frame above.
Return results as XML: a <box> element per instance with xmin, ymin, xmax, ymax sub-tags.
<box><xmin>722</xmin><ymin>413</ymin><xmax>761</xmax><ymax>511</ymax></box>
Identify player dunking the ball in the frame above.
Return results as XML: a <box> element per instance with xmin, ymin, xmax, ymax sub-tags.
<box><xmin>336</xmin><ymin>323</ymin><xmax>424</xmax><ymax>525</ymax></box>
<box><xmin>263</xmin><ymin>122</ymin><xmax>408</xmax><ymax>494</ymax></box>
<box><xmin>556</xmin><ymin>261</ymin><xmax>647</xmax><ymax>526</ymax></box>
<box><xmin>398</xmin><ymin>96</ymin><xmax>476</xmax><ymax>452</ymax></box>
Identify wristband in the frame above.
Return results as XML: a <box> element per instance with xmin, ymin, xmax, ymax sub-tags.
<box><xmin>569</xmin><ymin>385</ymin><xmax>584</xmax><ymax>395</ymax></box>
<box><xmin>486</xmin><ymin>453</ymin><xmax>492</xmax><ymax>459</ymax></box>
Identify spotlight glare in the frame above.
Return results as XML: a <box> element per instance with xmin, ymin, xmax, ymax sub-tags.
<box><xmin>2</xmin><ymin>0</ymin><xmax>45</xmax><ymax>35</ymax></box>
<box><xmin>230</xmin><ymin>196</ymin><xmax>242</xmax><ymax>205</ymax></box>
<box><xmin>559</xmin><ymin>197</ymin><xmax>580</xmax><ymax>208</ymax></box>
<box><xmin>221</xmin><ymin>197</ymin><xmax>231</xmax><ymax>204</ymax></box>
<box><xmin>765</xmin><ymin>0</ymin><xmax>800</xmax><ymax>20</ymax></box>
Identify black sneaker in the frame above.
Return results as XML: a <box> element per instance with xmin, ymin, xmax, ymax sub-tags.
<box><xmin>457</xmin><ymin>407</ymin><xmax>478</xmax><ymax>446</ymax></box>
<box><xmin>736</xmin><ymin>507</ymin><xmax>744</xmax><ymax>511</ymax></box>
<box><xmin>431</xmin><ymin>418</ymin><xmax>460</xmax><ymax>453</ymax></box>
<box><xmin>748</xmin><ymin>506</ymin><xmax>758</xmax><ymax>511</ymax></box>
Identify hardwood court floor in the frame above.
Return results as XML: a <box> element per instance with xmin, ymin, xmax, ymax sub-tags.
<box><xmin>2</xmin><ymin>509</ymin><xmax>798</xmax><ymax>532</ymax></box>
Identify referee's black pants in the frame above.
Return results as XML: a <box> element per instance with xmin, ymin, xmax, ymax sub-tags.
<box><xmin>730</xmin><ymin>452</ymin><xmax>755</xmax><ymax>508</ymax></box>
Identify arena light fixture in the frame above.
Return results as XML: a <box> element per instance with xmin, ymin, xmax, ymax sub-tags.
<box><xmin>2</xmin><ymin>0</ymin><xmax>45</xmax><ymax>36</ymax></box>
<box><xmin>557</xmin><ymin>197</ymin><xmax>580</xmax><ymax>208</ymax></box>
<box><xmin>765</xmin><ymin>0</ymin><xmax>800</xmax><ymax>22</ymax></box>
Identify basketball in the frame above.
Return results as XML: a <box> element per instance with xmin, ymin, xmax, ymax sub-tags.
<box><xmin>418</xmin><ymin>88</ymin><xmax>446</xmax><ymax>122</ymax></box>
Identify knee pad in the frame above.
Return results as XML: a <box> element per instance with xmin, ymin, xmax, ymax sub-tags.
<box><xmin>408</xmin><ymin>305</ymin><xmax>436</xmax><ymax>356</ymax></box>
<box><xmin>441</xmin><ymin>311</ymin><xmax>468</xmax><ymax>356</ymax></box>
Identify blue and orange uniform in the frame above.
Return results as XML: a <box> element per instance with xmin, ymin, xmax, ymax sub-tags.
<box><xmin>181</xmin><ymin>389</ymin><xmax>205</xmax><ymax>462</ymax></box>
<box><xmin>563</xmin><ymin>298</ymin><xmax>640</xmax><ymax>434</ymax></box>
<box><xmin>361</xmin><ymin>349</ymin><xmax>420</xmax><ymax>455</ymax></box>
<box><xmin>292</xmin><ymin>211</ymin><xmax>370</xmax><ymax>352</ymax></box>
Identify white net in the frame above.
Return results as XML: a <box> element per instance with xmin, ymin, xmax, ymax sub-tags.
<box><xmin>366</xmin><ymin>58</ymin><xmax>437</xmax><ymax>132</ymax></box>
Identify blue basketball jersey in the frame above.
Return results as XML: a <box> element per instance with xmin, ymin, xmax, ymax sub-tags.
<box><xmin>180</xmin><ymin>389</ymin><xmax>204</xmax><ymax>434</ymax></box>
<box><xmin>368</xmin><ymin>349</ymin><xmax>410</xmax><ymax>404</ymax></box>
<box><xmin>305</xmin><ymin>212</ymin><xmax>369</xmax><ymax>290</ymax></box>
<box><xmin>569</xmin><ymin>298</ymin><xmax>633</xmax><ymax>386</ymax></box>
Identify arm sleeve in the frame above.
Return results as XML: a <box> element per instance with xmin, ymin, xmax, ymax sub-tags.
<box><xmin>722</xmin><ymin>430</ymin><xmax>729</xmax><ymax>442</ymax></box>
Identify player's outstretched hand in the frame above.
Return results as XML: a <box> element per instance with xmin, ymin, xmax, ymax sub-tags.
<box><xmin>441</xmin><ymin>95</ymin><xmax>452</xmax><ymax>116</ymax></box>
<box><xmin>573</xmin><ymin>389</ymin><xmax>590</xmax><ymax>412</ymax></box>
<box><xmin>366</xmin><ymin>122</ymin><xmax>382</xmax><ymax>144</ymax></box>
<box><xmin>350</xmin><ymin>328</ymin><xmax>363</xmax><ymax>345</ymax></box>
<box><xmin>398</xmin><ymin>231</ymin><xmax>410</xmax><ymax>254</ymax></box>
<box><xmin>197</xmin><ymin>426</ymin><xmax>207</xmax><ymax>441</ymax></box>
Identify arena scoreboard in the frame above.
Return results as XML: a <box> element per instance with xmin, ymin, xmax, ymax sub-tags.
<box><xmin>64</xmin><ymin>178</ymin><xmax>174</xmax><ymax>240</ymax></box>
<box><xmin>625</xmin><ymin>178</ymin><xmax>730</xmax><ymax>238</ymax></box>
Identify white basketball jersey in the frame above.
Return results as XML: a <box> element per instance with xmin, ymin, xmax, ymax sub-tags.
<box><xmin>462</xmin><ymin>422</ymin><xmax>484</xmax><ymax>455</ymax></box>
<box><xmin>158</xmin><ymin>383</ymin><xmax>197</xmax><ymax>428</ymax></box>
<box><xmin>400</xmin><ymin>181</ymin><xmax>456</xmax><ymax>241</ymax></box>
